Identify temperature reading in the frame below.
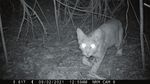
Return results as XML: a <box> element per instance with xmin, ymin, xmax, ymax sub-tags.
<box><xmin>13</xmin><ymin>80</ymin><xmax>15</xmax><ymax>84</ymax></box>
<box><xmin>113</xmin><ymin>80</ymin><xmax>115</xmax><ymax>84</ymax></box>
<box><xmin>31</xmin><ymin>80</ymin><xmax>33</xmax><ymax>84</ymax></box>
<box><xmin>17</xmin><ymin>80</ymin><xmax>26</xmax><ymax>84</ymax></box>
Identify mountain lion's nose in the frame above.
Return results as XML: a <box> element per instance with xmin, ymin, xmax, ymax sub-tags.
<box><xmin>85</xmin><ymin>52</ymin><xmax>91</xmax><ymax>57</ymax></box>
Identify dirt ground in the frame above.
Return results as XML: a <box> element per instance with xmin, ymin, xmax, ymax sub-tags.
<box><xmin>0</xmin><ymin>0</ymin><xmax>150</xmax><ymax>79</ymax></box>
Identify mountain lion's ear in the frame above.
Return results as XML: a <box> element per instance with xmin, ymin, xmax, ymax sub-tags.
<box><xmin>76</xmin><ymin>28</ymin><xmax>87</xmax><ymax>43</ymax></box>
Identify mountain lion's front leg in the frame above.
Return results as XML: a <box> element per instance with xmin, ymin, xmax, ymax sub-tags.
<box><xmin>88</xmin><ymin>54</ymin><xmax>105</xmax><ymax>79</ymax></box>
<box><xmin>90</xmin><ymin>55</ymin><xmax>105</xmax><ymax>74</ymax></box>
<box><xmin>82</xmin><ymin>56</ymin><xmax>92</xmax><ymax>67</ymax></box>
<box><xmin>89</xmin><ymin>46</ymin><xmax>106</xmax><ymax>75</ymax></box>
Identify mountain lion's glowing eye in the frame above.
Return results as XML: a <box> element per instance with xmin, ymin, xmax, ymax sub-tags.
<box><xmin>91</xmin><ymin>44</ymin><xmax>96</xmax><ymax>49</ymax></box>
<box><xmin>81</xmin><ymin>43</ymin><xmax>86</xmax><ymax>48</ymax></box>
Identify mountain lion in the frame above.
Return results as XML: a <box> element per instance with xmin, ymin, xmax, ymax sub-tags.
<box><xmin>77</xmin><ymin>19</ymin><xmax>123</xmax><ymax>78</ymax></box>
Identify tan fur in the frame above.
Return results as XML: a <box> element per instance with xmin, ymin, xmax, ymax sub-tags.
<box><xmin>77</xmin><ymin>19</ymin><xmax>123</xmax><ymax>75</ymax></box>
